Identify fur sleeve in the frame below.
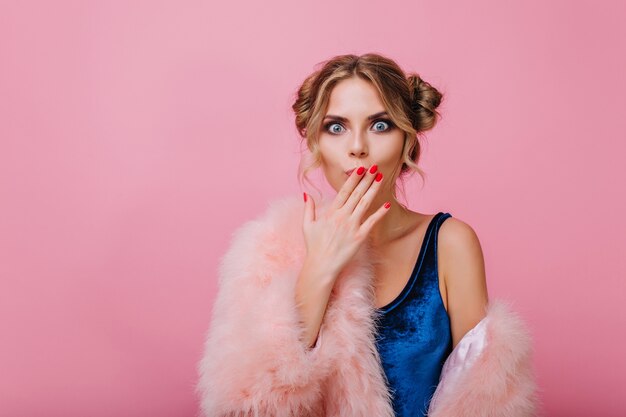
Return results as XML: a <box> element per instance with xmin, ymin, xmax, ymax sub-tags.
<box><xmin>196</xmin><ymin>216</ymin><xmax>328</xmax><ymax>417</ymax></box>
<box><xmin>428</xmin><ymin>299</ymin><xmax>541</xmax><ymax>417</ymax></box>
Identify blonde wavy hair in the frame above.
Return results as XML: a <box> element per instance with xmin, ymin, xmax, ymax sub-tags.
<box><xmin>291</xmin><ymin>53</ymin><xmax>444</xmax><ymax>209</ymax></box>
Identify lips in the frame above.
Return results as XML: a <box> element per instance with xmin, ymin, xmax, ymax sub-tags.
<box><xmin>345</xmin><ymin>168</ymin><xmax>355</xmax><ymax>176</ymax></box>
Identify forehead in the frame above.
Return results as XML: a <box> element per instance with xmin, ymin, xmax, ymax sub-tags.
<box><xmin>325</xmin><ymin>77</ymin><xmax>386</xmax><ymax>117</ymax></box>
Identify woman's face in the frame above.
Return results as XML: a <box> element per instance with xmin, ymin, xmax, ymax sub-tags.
<box><xmin>318</xmin><ymin>76</ymin><xmax>405</xmax><ymax>194</ymax></box>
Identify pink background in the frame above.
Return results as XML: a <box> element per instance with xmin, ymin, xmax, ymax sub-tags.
<box><xmin>1</xmin><ymin>1</ymin><xmax>624</xmax><ymax>416</ymax></box>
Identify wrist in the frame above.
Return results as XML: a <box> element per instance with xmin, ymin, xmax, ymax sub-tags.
<box><xmin>301</xmin><ymin>257</ymin><xmax>338</xmax><ymax>288</ymax></box>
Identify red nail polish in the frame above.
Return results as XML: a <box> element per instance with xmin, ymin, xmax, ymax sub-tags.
<box><xmin>303</xmin><ymin>192</ymin><xmax>307</xmax><ymax>202</ymax></box>
<box><xmin>384</xmin><ymin>202</ymin><xmax>391</xmax><ymax>209</ymax></box>
<box><xmin>369</xmin><ymin>165</ymin><xmax>378</xmax><ymax>174</ymax></box>
<box><xmin>357</xmin><ymin>166</ymin><xmax>365</xmax><ymax>175</ymax></box>
<box><xmin>375</xmin><ymin>172</ymin><xmax>383</xmax><ymax>182</ymax></box>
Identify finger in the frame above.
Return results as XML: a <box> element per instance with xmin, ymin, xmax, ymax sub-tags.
<box><xmin>359</xmin><ymin>201</ymin><xmax>391</xmax><ymax>233</ymax></box>
<box><xmin>303</xmin><ymin>192</ymin><xmax>315</xmax><ymax>224</ymax></box>
<box><xmin>343</xmin><ymin>165</ymin><xmax>380</xmax><ymax>215</ymax></box>
<box><xmin>330</xmin><ymin>165</ymin><xmax>366</xmax><ymax>211</ymax></box>
<box><xmin>352</xmin><ymin>170</ymin><xmax>384</xmax><ymax>222</ymax></box>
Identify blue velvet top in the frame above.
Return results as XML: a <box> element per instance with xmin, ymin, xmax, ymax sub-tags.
<box><xmin>374</xmin><ymin>212</ymin><xmax>453</xmax><ymax>417</ymax></box>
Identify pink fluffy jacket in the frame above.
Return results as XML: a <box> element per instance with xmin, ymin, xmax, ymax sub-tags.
<box><xmin>196</xmin><ymin>195</ymin><xmax>540</xmax><ymax>417</ymax></box>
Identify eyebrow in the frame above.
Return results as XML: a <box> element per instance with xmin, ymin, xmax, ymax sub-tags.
<box><xmin>323</xmin><ymin>111</ymin><xmax>389</xmax><ymax>122</ymax></box>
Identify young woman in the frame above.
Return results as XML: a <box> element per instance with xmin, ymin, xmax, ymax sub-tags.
<box><xmin>197</xmin><ymin>53</ymin><xmax>538</xmax><ymax>417</ymax></box>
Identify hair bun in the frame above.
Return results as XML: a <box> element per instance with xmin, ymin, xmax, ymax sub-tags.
<box><xmin>407</xmin><ymin>73</ymin><xmax>443</xmax><ymax>132</ymax></box>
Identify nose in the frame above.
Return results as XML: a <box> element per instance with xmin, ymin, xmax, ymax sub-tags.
<box><xmin>348</xmin><ymin>130</ymin><xmax>368</xmax><ymax>158</ymax></box>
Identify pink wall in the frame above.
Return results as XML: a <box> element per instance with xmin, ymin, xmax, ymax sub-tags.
<box><xmin>1</xmin><ymin>1</ymin><xmax>624</xmax><ymax>416</ymax></box>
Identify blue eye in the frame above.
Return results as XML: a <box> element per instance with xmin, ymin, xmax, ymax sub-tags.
<box><xmin>323</xmin><ymin>118</ymin><xmax>395</xmax><ymax>135</ymax></box>
<box><xmin>373</xmin><ymin>120</ymin><xmax>391</xmax><ymax>132</ymax></box>
<box><xmin>326</xmin><ymin>123</ymin><xmax>345</xmax><ymax>134</ymax></box>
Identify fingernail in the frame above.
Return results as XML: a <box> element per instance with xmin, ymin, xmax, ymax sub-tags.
<box><xmin>369</xmin><ymin>165</ymin><xmax>378</xmax><ymax>174</ymax></box>
<box><xmin>384</xmin><ymin>202</ymin><xmax>391</xmax><ymax>209</ymax></box>
<box><xmin>357</xmin><ymin>166</ymin><xmax>365</xmax><ymax>175</ymax></box>
<box><xmin>375</xmin><ymin>172</ymin><xmax>383</xmax><ymax>182</ymax></box>
<box><xmin>303</xmin><ymin>192</ymin><xmax>307</xmax><ymax>202</ymax></box>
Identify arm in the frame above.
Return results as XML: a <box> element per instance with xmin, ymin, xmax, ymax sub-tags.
<box><xmin>295</xmin><ymin>257</ymin><xmax>338</xmax><ymax>349</ymax></box>
<box><xmin>439</xmin><ymin>218</ymin><xmax>489</xmax><ymax>349</ymax></box>
<box><xmin>196</xmin><ymin>221</ymin><xmax>328</xmax><ymax>417</ymax></box>
<box><xmin>428</xmin><ymin>299</ymin><xmax>539</xmax><ymax>417</ymax></box>
<box><xmin>429</xmin><ymin>219</ymin><xmax>539</xmax><ymax>416</ymax></box>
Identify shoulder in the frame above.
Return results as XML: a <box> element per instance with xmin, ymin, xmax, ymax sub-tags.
<box><xmin>227</xmin><ymin>194</ymin><xmax>304</xmax><ymax>249</ymax></box>
<box><xmin>438</xmin><ymin>215</ymin><xmax>480</xmax><ymax>248</ymax></box>
<box><xmin>437</xmin><ymin>215</ymin><xmax>489</xmax><ymax>347</ymax></box>
<box><xmin>217</xmin><ymin>194</ymin><xmax>306</xmax><ymax>286</ymax></box>
<box><xmin>438</xmin><ymin>215</ymin><xmax>484</xmax><ymax>278</ymax></box>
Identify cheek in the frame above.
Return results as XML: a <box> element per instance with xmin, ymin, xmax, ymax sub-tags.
<box><xmin>318</xmin><ymin>159</ymin><xmax>339</xmax><ymax>185</ymax></box>
<box><xmin>373</xmin><ymin>139</ymin><xmax>404</xmax><ymax>164</ymax></box>
<box><xmin>318</xmin><ymin>141</ymin><xmax>342</xmax><ymax>166</ymax></box>
<box><xmin>318</xmin><ymin>163</ymin><xmax>344</xmax><ymax>191</ymax></box>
